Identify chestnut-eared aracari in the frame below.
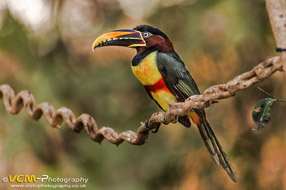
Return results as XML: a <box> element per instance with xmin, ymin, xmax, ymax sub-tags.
<box><xmin>92</xmin><ymin>25</ymin><xmax>238</xmax><ymax>182</ymax></box>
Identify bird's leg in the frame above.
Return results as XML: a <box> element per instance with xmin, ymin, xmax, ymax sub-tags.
<box><xmin>161</xmin><ymin>112</ymin><xmax>179</xmax><ymax>124</ymax></box>
<box><xmin>172</xmin><ymin>115</ymin><xmax>179</xmax><ymax>124</ymax></box>
<box><xmin>161</xmin><ymin>112</ymin><xmax>168</xmax><ymax>124</ymax></box>
<box><xmin>144</xmin><ymin>120</ymin><xmax>160</xmax><ymax>133</ymax></box>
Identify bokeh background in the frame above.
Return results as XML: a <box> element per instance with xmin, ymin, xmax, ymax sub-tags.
<box><xmin>0</xmin><ymin>0</ymin><xmax>285</xmax><ymax>189</ymax></box>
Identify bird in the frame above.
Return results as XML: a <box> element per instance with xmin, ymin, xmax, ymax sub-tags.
<box><xmin>92</xmin><ymin>25</ymin><xmax>238</xmax><ymax>182</ymax></box>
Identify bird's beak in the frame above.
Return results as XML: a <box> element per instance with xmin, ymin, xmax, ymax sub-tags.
<box><xmin>92</xmin><ymin>29</ymin><xmax>146</xmax><ymax>51</ymax></box>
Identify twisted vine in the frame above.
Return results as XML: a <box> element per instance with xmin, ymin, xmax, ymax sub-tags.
<box><xmin>0</xmin><ymin>84</ymin><xmax>149</xmax><ymax>145</ymax></box>
<box><xmin>0</xmin><ymin>55</ymin><xmax>283</xmax><ymax>146</ymax></box>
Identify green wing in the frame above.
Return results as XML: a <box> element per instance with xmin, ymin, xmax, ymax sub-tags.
<box><xmin>156</xmin><ymin>51</ymin><xmax>205</xmax><ymax>118</ymax></box>
<box><xmin>156</xmin><ymin>52</ymin><xmax>200</xmax><ymax>100</ymax></box>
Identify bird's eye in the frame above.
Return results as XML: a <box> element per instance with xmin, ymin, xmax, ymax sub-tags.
<box><xmin>143</xmin><ymin>32</ymin><xmax>151</xmax><ymax>38</ymax></box>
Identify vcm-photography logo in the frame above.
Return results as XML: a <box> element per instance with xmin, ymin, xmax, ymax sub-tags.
<box><xmin>2</xmin><ymin>175</ymin><xmax>88</xmax><ymax>184</ymax></box>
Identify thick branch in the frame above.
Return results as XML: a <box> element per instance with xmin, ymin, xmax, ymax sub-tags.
<box><xmin>266</xmin><ymin>0</ymin><xmax>286</xmax><ymax>49</ymax></box>
<box><xmin>0</xmin><ymin>56</ymin><xmax>282</xmax><ymax>146</ymax></box>
<box><xmin>266</xmin><ymin>0</ymin><xmax>286</xmax><ymax>70</ymax></box>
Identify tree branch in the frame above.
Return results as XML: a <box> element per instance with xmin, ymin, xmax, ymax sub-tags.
<box><xmin>0</xmin><ymin>56</ymin><xmax>282</xmax><ymax>146</ymax></box>
<box><xmin>266</xmin><ymin>0</ymin><xmax>286</xmax><ymax>71</ymax></box>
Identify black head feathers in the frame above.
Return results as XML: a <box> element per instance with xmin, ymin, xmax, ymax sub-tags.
<box><xmin>133</xmin><ymin>25</ymin><xmax>169</xmax><ymax>39</ymax></box>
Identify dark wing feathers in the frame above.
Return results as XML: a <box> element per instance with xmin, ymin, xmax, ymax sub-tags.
<box><xmin>156</xmin><ymin>52</ymin><xmax>205</xmax><ymax>118</ymax></box>
<box><xmin>156</xmin><ymin>52</ymin><xmax>200</xmax><ymax>99</ymax></box>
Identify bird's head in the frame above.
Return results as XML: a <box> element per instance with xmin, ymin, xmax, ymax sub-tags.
<box><xmin>92</xmin><ymin>25</ymin><xmax>174</xmax><ymax>53</ymax></box>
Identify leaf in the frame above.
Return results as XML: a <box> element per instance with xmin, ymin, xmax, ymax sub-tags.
<box><xmin>252</xmin><ymin>98</ymin><xmax>277</xmax><ymax>131</ymax></box>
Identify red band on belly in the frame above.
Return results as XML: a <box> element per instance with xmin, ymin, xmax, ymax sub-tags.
<box><xmin>144</xmin><ymin>78</ymin><xmax>171</xmax><ymax>93</ymax></box>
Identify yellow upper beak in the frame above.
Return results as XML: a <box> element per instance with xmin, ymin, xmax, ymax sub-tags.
<box><xmin>92</xmin><ymin>29</ymin><xmax>146</xmax><ymax>52</ymax></box>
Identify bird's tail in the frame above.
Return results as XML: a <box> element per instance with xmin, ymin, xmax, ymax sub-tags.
<box><xmin>197</xmin><ymin>118</ymin><xmax>238</xmax><ymax>182</ymax></box>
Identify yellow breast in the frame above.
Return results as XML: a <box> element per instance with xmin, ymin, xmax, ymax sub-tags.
<box><xmin>131</xmin><ymin>51</ymin><xmax>177</xmax><ymax>111</ymax></box>
<box><xmin>131</xmin><ymin>51</ymin><xmax>162</xmax><ymax>85</ymax></box>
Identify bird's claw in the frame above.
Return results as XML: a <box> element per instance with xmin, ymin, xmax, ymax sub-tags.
<box><xmin>172</xmin><ymin>115</ymin><xmax>179</xmax><ymax>124</ymax></box>
<box><xmin>144</xmin><ymin>120</ymin><xmax>160</xmax><ymax>133</ymax></box>
<box><xmin>162</xmin><ymin>112</ymin><xmax>179</xmax><ymax>124</ymax></box>
<box><xmin>212</xmin><ymin>100</ymin><xmax>219</xmax><ymax>104</ymax></box>
<box><xmin>151</xmin><ymin>127</ymin><xmax>160</xmax><ymax>133</ymax></box>
<box><xmin>161</xmin><ymin>112</ymin><xmax>168</xmax><ymax>125</ymax></box>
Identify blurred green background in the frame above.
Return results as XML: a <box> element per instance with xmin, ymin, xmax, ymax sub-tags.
<box><xmin>0</xmin><ymin>0</ymin><xmax>285</xmax><ymax>189</ymax></box>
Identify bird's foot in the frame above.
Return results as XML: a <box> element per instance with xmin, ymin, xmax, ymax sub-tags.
<box><xmin>162</xmin><ymin>112</ymin><xmax>179</xmax><ymax>124</ymax></box>
<box><xmin>171</xmin><ymin>115</ymin><xmax>179</xmax><ymax>124</ymax></box>
<box><xmin>144</xmin><ymin>120</ymin><xmax>160</xmax><ymax>133</ymax></box>
<box><xmin>161</xmin><ymin>112</ymin><xmax>168</xmax><ymax>125</ymax></box>
<box><xmin>212</xmin><ymin>100</ymin><xmax>219</xmax><ymax>104</ymax></box>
